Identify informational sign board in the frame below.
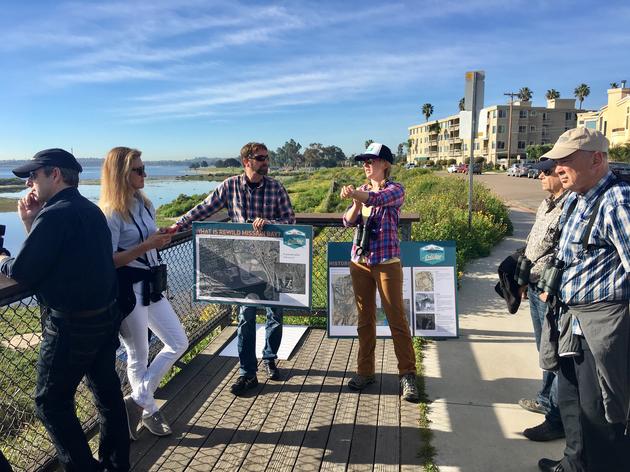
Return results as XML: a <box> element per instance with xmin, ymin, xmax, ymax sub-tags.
<box><xmin>327</xmin><ymin>241</ymin><xmax>458</xmax><ymax>338</ymax></box>
<box><xmin>193</xmin><ymin>222</ymin><xmax>312</xmax><ymax>308</ymax></box>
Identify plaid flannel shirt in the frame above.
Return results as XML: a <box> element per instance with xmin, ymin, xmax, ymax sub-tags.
<box><xmin>175</xmin><ymin>174</ymin><xmax>295</xmax><ymax>229</ymax></box>
<box><xmin>343</xmin><ymin>180</ymin><xmax>404</xmax><ymax>266</ymax></box>
<box><xmin>557</xmin><ymin>172</ymin><xmax>630</xmax><ymax>304</ymax></box>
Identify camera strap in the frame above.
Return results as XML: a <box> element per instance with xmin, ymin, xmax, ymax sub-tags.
<box><xmin>128</xmin><ymin>204</ymin><xmax>163</xmax><ymax>267</ymax></box>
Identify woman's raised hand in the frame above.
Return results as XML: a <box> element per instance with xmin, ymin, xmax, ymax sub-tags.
<box><xmin>340</xmin><ymin>185</ymin><xmax>355</xmax><ymax>200</ymax></box>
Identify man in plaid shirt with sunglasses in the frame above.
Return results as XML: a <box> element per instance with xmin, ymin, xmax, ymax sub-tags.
<box><xmin>171</xmin><ymin>142</ymin><xmax>295</xmax><ymax>395</ymax></box>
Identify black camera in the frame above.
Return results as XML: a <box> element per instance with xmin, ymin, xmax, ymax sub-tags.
<box><xmin>0</xmin><ymin>225</ymin><xmax>9</xmax><ymax>257</ymax></box>
<box><xmin>150</xmin><ymin>264</ymin><xmax>168</xmax><ymax>294</ymax></box>
<box><xmin>536</xmin><ymin>258</ymin><xmax>565</xmax><ymax>296</ymax></box>
<box><xmin>353</xmin><ymin>224</ymin><xmax>371</xmax><ymax>257</ymax></box>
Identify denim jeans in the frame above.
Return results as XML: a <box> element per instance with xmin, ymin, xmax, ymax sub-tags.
<box><xmin>528</xmin><ymin>285</ymin><xmax>562</xmax><ymax>427</ymax></box>
<box><xmin>35</xmin><ymin>307</ymin><xmax>130</xmax><ymax>472</ymax></box>
<box><xmin>237</xmin><ymin>305</ymin><xmax>283</xmax><ymax>377</ymax></box>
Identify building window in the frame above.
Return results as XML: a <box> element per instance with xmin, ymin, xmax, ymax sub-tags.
<box><xmin>530</xmin><ymin>125</ymin><xmax>536</xmax><ymax>132</ymax></box>
<box><xmin>565</xmin><ymin>112</ymin><xmax>575</xmax><ymax>120</ymax></box>
<box><xmin>497</xmin><ymin>141</ymin><xmax>505</xmax><ymax>150</ymax></box>
<box><xmin>498</xmin><ymin>109</ymin><xmax>507</xmax><ymax>118</ymax></box>
<box><xmin>519</xmin><ymin>110</ymin><xmax>528</xmax><ymax>119</ymax></box>
<box><xmin>542</xmin><ymin>112</ymin><xmax>549</xmax><ymax>121</ymax></box>
<box><xmin>518</xmin><ymin>125</ymin><xmax>527</xmax><ymax>132</ymax></box>
<box><xmin>492</xmin><ymin>142</ymin><xmax>495</xmax><ymax>149</ymax></box>
<box><xmin>497</xmin><ymin>125</ymin><xmax>505</xmax><ymax>133</ymax></box>
<box><xmin>475</xmin><ymin>142</ymin><xmax>479</xmax><ymax>150</ymax></box>
<box><xmin>585</xmin><ymin>120</ymin><xmax>597</xmax><ymax>130</ymax></box>
<box><xmin>493</xmin><ymin>110</ymin><xmax>497</xmax><ymax>118</ymax></box>
<box><xmin>518</xmin><ymin>141</ymin><xmax>526</xmax><ymax>149</ymax></box>
<box><xmin>530</xmin><ymin>111</ymin><xmax>537</xmax><ymax>117</ymax></box>
<box><xmin>492</xmin><ymin>125</ymin><xmax>496</xmax><ymax>133</ymax></box>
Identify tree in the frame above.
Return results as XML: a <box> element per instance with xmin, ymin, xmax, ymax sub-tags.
<box><xmin>610</xmin><ymin>82</ymin><xmax>619</xmax><ymax>89</ymax></box>
<box><xmin>458</xmin><ymin>97</ymin><xmax>465</xmax><ymax>111</ymax></box>
<box><xmin>200</xmin><ymin>160</ymin><xmax>208</xmax><ymax>167</ymax></box>
<box><xmin>364</xmin><ymin>139</ymin><xmax>374</xmax><ymax>149</ymax></box>
<box><xmin>422</xmin><ymin>103</ymin><xmax>434</xmax><ymax>122</ymax></box>
<box><xmin>303</xmin><ymin>143</ymin><xmax>346</xmax><ymax>168</ymax></box>
<box><xmin>545</xmin><ymin>89</ymin><xmax>560</xmax><ymax>100</ymax></box>
<box><xmin>574</xmin><ymin>83</ymin><xmax>590</xmax><ymax>110</ymax></box>
<box><xmin>275</xmin><ymin>139</ymin><xmax>303</xmax><ymax>169</ymax></box>
<box><xmin>428</xmin><ymin>120</ymin><xmax>441</xmax><ymax>134</ymax></box>
<box><xmin>189</xmin><ymin>162</ymin><xmax>200</xmax><ymax>169</ymax></box>
<box><xmin>525</xmin><ymin>143</ymin><xmax>553</xmax><ymax>160</ymax></box>
<box><xmin>609</xmin><ymin>144</ymin><xmax>630</xmax><ymax>163</ymax></box>
<box><xmin>518</xmin><ymin>87</ymin><xmax>533</xmax><ymax>102</ymax></box>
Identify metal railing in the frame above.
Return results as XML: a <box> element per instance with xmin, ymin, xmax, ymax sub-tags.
<box><xmin>0</xmin><ymin>213</ymin><xmax>418</xmax><ymax>471</ymax></box>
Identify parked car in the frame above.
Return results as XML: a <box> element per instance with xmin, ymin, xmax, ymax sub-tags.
<box><xmin>466</xmin><ymin>163</ymin><xmax>482</xmax><ymax>174</ymax></box>
<box><xmin>506</xmin><ymin>164</ymin><xmax>521</xmax><ymax>177</ymax></box>
<box><xmin>405</xmin><ymin>162</ymin><xmax>417</xmax><ymax>169</ymax></box>
<box><xmin>610</xmin><ymin>161</ymin><xmax>630</xmax><ymax>177</ymax></box>
<box><xmin>528</xmin><ymin>167</ymin><xmax>541</xmax><ymax>179</ymax></box>
<box><xmin>515</xmin><ymin>164</ymin><xmax>532</xmax><ymax>177</ymax></box>
<box><xmin>459</xmin><ymin>164</ymin><xmax>468</xmax><ymax>173</ymax></box>
<box><xmin>447</xmin><ymin>164</ymin><xmax>458</xmax><ymax>173</ymax></box>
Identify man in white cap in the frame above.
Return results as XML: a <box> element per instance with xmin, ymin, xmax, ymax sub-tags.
<box><xmin>535</xmin><ymin>128</ymin><xmax>630</xmax><ymax>472</ymax></box>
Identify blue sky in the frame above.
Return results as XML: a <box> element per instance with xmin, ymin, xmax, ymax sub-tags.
<box><xmin>1</xmin><ymin>0</ymin><xmax>629</xmax><ymax>160</ymax></box>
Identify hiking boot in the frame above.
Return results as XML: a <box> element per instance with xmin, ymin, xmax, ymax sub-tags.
<box><xmin>400</xmin><ymin>374</ymin><xmax>420</xmax><ymax>403</ymax></box>
<box><xmin>524</xmin><ymin>420</ymin><xmax>565</xmax><ymax>442</ymax></box>
<box><xmin>230</xmin><ymin>375</ymin><xmax>259</xmax><ymax>396</ymax></box>
<box><xmin>142</xmin><ymin>410</ymin><xmax>172</xmax><ymax>437</ymax></box>
<box><xmin>538</xmin><ymin>458</ymin><xmax>564</xmax><ymax>472</ymax></box>
<box><xmin>518</xmin><ymin>398</ymin><xmax>547</xmax><ymax>415</ymax></box>
<box><xmin>264</xmin><ymin>359</ymin><xmax>281</xmax><ymax>381</ymax></box>
<box><xmin>124</xmin><ymin>395</ymin><xmax>143</xmax><ymax>441</ymax></box>
<box><xmin>348</xmin><ymin>374</ymin><xmax>376</xmax><ymax>391</ymax></box>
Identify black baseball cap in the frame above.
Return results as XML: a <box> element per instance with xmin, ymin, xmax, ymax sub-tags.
<box><xmin>531</xmin><ymin>158</ymin><xmax>556</xmax><ymax>171</ymax></box>
<box><xmin>13</xmin><ymin>148</ymin><xmax>83</xmax><ymax>178</ymax></box>
<box><xmin>354</xmin><ymin>142</ymin><xmax>393</xmax><ymax>164</ymax></box>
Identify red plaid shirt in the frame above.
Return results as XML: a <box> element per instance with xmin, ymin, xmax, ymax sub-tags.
<box><xmin>175</xmin><ymin>174</ymin><xmax>295</xmax><ymax>229</ymax></box>
<box><xmin>343</xmin><ymin>181</ymin><xmax>404</xmax><ymax>266</ymax></box>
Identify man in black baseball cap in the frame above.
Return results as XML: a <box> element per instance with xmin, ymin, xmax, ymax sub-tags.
<box><xmin>12</xmin><ymin>148</ymin><xmax>83</xmax><ymax>178</ymax></box>
<box><xmin>0</xmin><ymin>148</ymin><xmax>129</xmax><ymax>471</ymax></box>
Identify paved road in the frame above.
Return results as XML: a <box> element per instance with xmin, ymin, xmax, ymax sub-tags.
<box><xmin>438</xmin><ymin>171</ymin><xmax>547</xmax><ymax>212</ymax></box>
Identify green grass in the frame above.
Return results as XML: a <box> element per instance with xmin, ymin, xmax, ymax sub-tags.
<box><xmin>413</xmin><ymin>337</ymin><xmax>439</xmax><ymax>471</ymax></box>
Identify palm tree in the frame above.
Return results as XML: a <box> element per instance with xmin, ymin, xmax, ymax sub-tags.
<box><xmin>458</xmin><ymin>97</ymin><xmax>465</xmax><ymax>111</ymax></box>
<box><xmin>545</xmin><ymin>89</ymin><xmax>560</xmax><ymax>100</ymax></box>
<box><xmin>574</xmin><ymin>83</ymin><xmax>590</xmax><ymax>110</ymax></box>
<box><xmin>518</xmin><ymin>87</ymin><xmax>533</xmax><ymax>102</ymax></box>
<box><xmin>610</xmin><ymin>82</ymin><xmax>619</xmax><ymax>89</ymax></box>
<box><xmin>422</xmin><ymin>103</ymin><xmax>434</xmax><ymax>122</ymax></box>
<box><xmin>364</xmin><ymin>139</ymin><xmax>374</xmax><ymax>149</ymax></box>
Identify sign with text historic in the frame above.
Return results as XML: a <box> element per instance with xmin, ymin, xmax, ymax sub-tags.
<box><xmin>327</xmin><ymin>241</ymin><xmax>458</xmax><ymax>338</ymax></box>
<box><xmin>193</xmin><ymin>222</ymin><xmax>312</xmax><ymax>308</ymax></box>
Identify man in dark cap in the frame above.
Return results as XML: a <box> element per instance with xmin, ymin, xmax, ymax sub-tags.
<box><xmin>0</xmin><ymin>149</ymin><xmax>129</xmax><ymax>471</ymax></box>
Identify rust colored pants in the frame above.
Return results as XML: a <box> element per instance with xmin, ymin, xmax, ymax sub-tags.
<box><xmin>349</xmin><ymin>261</ymin><xmax>416</xmax><ymax>376</ymax></box>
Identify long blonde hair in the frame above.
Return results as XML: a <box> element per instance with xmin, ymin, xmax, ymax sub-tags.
<box><xmin>99</xmin><ymin>147</ymin><xmax>150</xmax><ymax>221</ymax></box>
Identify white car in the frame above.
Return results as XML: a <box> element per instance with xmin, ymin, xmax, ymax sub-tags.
<box><xmin>447</xmin><ymin>164</ymin><xmax>458</xmax><ymax>173</ymax></box>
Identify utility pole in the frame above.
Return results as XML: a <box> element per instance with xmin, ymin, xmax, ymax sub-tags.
<box><xmin>504</xmin><ymin>92</ymin><xmax>518</xmax><ymax>168</ymax></box>
<box><xmin>465</xmin><ymin>71</ymin><xmax>485</xmax><ymax>229</ymax></box>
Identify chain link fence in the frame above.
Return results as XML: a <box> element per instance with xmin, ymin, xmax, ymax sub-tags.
<box><xmin>0</xmin><ymin>214</ymin><xmax>415</xmax><ymax>471</ymax></box>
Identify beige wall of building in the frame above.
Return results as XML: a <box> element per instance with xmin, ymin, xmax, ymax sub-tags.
<box><xmin>577</xmin><ymin>86</ymin><xmax>630</xmax><ymax>147</ymax></box>
<box><xmin>408</xmin><ymin>99</ymin><xmax>579</xmax><ymax>165</ymax></box>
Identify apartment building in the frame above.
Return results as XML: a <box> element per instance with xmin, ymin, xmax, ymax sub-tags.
<box><xmin>408</xmin><ymin>99</ymin><xmax>579</xmax><ymax>164</ymax></box>
<box><xmin>577</xmin><ymin>83</ymin><xmax>630</xmax><ymax>147</ymax></box>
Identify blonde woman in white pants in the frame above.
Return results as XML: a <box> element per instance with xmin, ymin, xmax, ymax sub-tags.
<box><xmin>99</xmin><ymin>147</ymin><xmax>188</xmax><ymax>440</ymax></box>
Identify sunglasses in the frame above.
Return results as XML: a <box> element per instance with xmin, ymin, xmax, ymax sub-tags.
<box><xmin>542</xmin><ymin>168</ymin><xmax>555</xmax><ymax>176</ymax></box>
<box><xmin>363</xmin><ymin>159</ymin><xmax>380</xmax><ymax>166</ymax></box>
<box><xmin>131</xmin><ymin>166</ymin><xmax>146</xmax><ymax>176</ymax></box>
<box><xmin>28</xmin><ymin>170</ymin><xmax>40</xmax><ymax>181</ymax></box>
<box><xmin>249</xmin><ymin>154</ymin><xmax>269</xmax><ymax>162</ymax></box>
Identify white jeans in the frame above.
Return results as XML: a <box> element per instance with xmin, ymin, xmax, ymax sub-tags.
<box><xmin>120</xmin><ymin>282</ymin><xmax>188</xmax><ymax>415</ymax></box>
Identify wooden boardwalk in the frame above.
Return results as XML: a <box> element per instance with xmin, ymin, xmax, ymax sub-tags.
<box><xmin>129</xmin><ymin>327</ymin><xmax>423</xmax><ymax>471</ymax></box>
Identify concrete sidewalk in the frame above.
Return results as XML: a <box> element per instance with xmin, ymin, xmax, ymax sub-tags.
<box><xmin>424</xmin><ymin>208</ymin><xmax>565</xmax><ymax>471</ymax></box>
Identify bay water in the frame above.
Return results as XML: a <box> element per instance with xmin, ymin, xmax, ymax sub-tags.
<box><xmin>0</xmin><ymin>165</ymin><xmax>219</xmax><ymax>255</ymax></box>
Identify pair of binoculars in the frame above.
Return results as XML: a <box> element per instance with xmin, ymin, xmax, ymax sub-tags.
<box><xmin>536</xmin><ymin>258</ymin><xmax>565</xmax><ymax>296</ymax></box>
<box><xmin>353</xmin><ymin>224</ymin><xmax>371</xmax><ymax>257</ymax></box>
<box><xmin>515</xmin><ymin>254</ymin><xmax>532</xmax><ymax>286</ymax></box>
